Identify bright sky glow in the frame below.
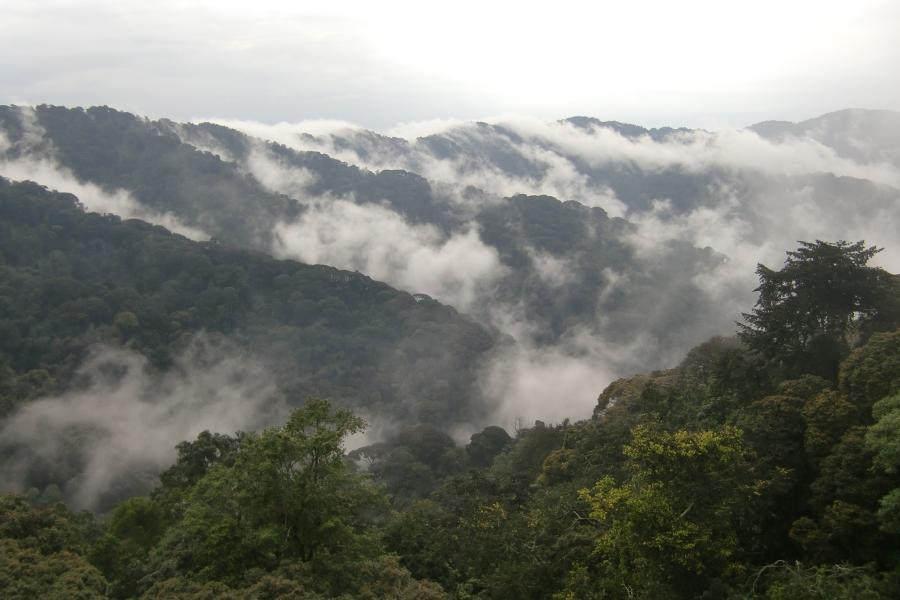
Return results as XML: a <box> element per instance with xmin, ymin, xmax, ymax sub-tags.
<box><xmin>2</xmin><ymin>0</ymin><xmax>898</xmax><ymax>128</ymax></box>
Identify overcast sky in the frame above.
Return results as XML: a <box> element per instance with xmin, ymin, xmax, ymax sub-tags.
<box><xmin>3</xmin><ymin>0</ymin><xmax>899</xmax><ymax>130</ymax></box>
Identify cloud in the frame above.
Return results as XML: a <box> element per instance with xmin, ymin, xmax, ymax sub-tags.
<box><xmin>0</xmin><ymin>155</ymin><xmax>209</xmax><ymax>240</ymax></box>
<box><xmin>0</xmin><ymin>107</ymin><xmax>209</xmax><ymax>240</ymax></box>
<box><xmin>215</xmin><ymin>117</ymin><xmax>631</xmax><ymax>216</ymax></box>
<box><xmin>186</xmin><ymin>113</ymin><xmax>900</xmax><ymax>431</ymax></box>
<box><xmin>627</xmin><ymin>179</ymin><xmax>900</xmax><ymax>280</ymax></box>
<box><xmin>525</xmin><ymin>247</ymin><xmax>577</xmax><ymax>288</ymax></box>
<box><xmin>475</xmin><ymin>325</ymin><xmax>671</xmax><ymax>432</ymax></box>
<box><xmin>8</xmin><ymin>105</ymin><xmax>900</xmax><ymax>441</ymax></box>
<box><xmin>451</xmin><ymin>117</ymin><xmax>900</xmax><ymax>188</ymax></box>
<box><xmin>195</xmin><ymin>118</ymin><xmax>363</xmax><ymax>149</ymax></box>
<box><xmin>272</xmin><ymin>198</ymin><xmax>505</xmax><ymax>312</ymax></box>
<box><xmin>219</xmin><ymin>114</ymin><xmax>900</xmax><ymax>217</ymax></box>
<box><xmin>0</xmin><ymin>335</ymin><xmax>288</xmax><ymax>511</ymax></box>
<box><xmin>4</xmin><ymin>1</ymin><xmax>900</xmax><ymax>129</ymax></box>
<box><xmin>279</xmin><ymin>113</ymin><xmax>900</xmax><ymax>273</ymax></box>
<box><xmin>386</xmin><ymin>118</ymin><xmax>468</xmax><ymax>139</ymax></box>
<box><xmin>243</xmin><ymin>145</ymin><xmax>319</xmax><ymax>199</ymax></box>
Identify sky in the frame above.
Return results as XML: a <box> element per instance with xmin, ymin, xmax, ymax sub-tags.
<box><xmin>2</xmin><ymin>0</ymin><xmax>900</xmax><ymax>129</ymax></box>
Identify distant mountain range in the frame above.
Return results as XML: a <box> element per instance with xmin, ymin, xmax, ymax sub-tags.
<box><xmin>1</xmin><ymin>103</ymin><xmax>898</xmax><ymax>507</ymax></box>
<box><xmin>2</xmin><ymin>105</ymin><xmax>898</xmax><ymax>405</ymax></box>
<box><xmin>749</xmin><ymin>108</ymin><xmax>900</xmax><ymax>168</ymax></box>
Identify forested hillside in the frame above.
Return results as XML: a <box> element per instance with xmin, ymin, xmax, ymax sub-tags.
<box><xmin>5</xmin><ymin>105</ymin><xmax>898</xmax><ymax>385</ymax></box>
<box><xmin>3</xmin><ymin>0</ymin><xmax>899</xmax><ymax>595</ymax></box>
<box><xmin>0</xmin><ymin>177</ymin><xmax>495</xmax><ymax>421</ymax></box>
<box><xmin>0</xmin><ymin>105</ymin><xmax>300</xmax><ymax>248</ymax></box>
<box><xmin>2</xmin><ymin>239</ymin><xmax>899</xmax><ymax>598</ymax></box>
<box><xmin>0</xmin><ymin>178</ymin><xmax>496</xmax><ymax>508</ymax></box>
<box><xmin>0</xmin><ymin>104</ymin><xmax>807</xmax><ymax>377</ymax></box>
<box><xmin>2</xmin><ymin>104</ymin><xmax>900</xmax><ymax>598</ymax></box>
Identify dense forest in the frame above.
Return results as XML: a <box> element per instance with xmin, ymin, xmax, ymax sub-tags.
<box><xmin>0</xmin><ymin>177</ymin><xmax>495</xmax><ymax>423</ymax></box>
<box><xmin>0</xmin><ymin>104</ymin><xmax>790</xmax><ymax>370</ymax></box>
<box><xmin>0</xmin><ymin>178</ymin><xmax>499</xmax><ymax>511</ymax></box>
<box><xmin>2</xmin><ymin>229</ymin><xmax>899</xmax><ymax>597</ymax></box>
<box><xmin>4</xmin><ymin>0</ymin><xmax>900</xmax><ymax>593</ymax></box>
<box><xmin>2</xmin><ymin>104</ymin><xmax>900</xmax><ymax>598</ymax></box>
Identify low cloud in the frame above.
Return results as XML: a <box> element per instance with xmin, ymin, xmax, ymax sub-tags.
<box><xmin>1</xmin><ymin>107</ymin><xmax>208</xmax><ymax>240</ymax></box>
<box><xmin>0</xmin><ymin>336</ymin><xmax>288</xmax><ymax>510</ymax></box>
<box><xmin>476</xmin><ymin>325</ymin><xmax>671</xmax><ymax>432</ymax></box>
<box><xmin>272</xmin><ymin>198</ymin><xmax>505</xmax><ymax>312</ymax></box>
<box><xmin>193</xmin><ymin>113</ymin><xmax>900</xmax><ymax>431</ymax></box>
<box><xmin>216</xmin><ymin>117</ymin><xmax>631</xmax><ymax>217</ymax></box>
<box><xmin>492</xmin><ymin>117</ymin><xmax>900</xmax><ymax>187</ymax></box>
<box><xmin>525</xmin><ymin>247</ymin><xmax>577</xmax><ymax>288</ymax></box>
<box><xmin>196</xmin><ymin>118</ymin><xmax>363</xmax><ymax>150</ymax></box>
<box><xmin>7</xmin><ymin>107</ymin><xmax>900</xmax><ymax>441</ymax></box>
<box><xmin>243</xmin><ymin>145</ymin><xmax>319</xmax><ymax>199</ymax></box>
<box><xmin>217</xmin><ymin>114</ymin><xmax>900</xmax><ymax>221</ymax></box>
<box><xmin>0</xmin><ymin>155</ymin><xmax>209</xmax><ymax>240</ymax></box>
<box><xmin>386</xmin><ymin>118</ymin><xmax>468</xmax><ymax>139</ymax></box>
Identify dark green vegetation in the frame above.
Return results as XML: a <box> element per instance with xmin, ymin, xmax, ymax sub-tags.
<box><xmin>0</xmin><ymin>178</ymin><xmax>494</xmax><ymax>421</ymax></box>
<box><xmin>0</xmin><ymin>104</ymin><xmax>300</xmax><ymax>249</ymax></box>
<box><xmin>0</xmin><ymin>104</ymin><xmax>459</xmax><ymax>247</ymax></box>
<box><xmin>738</xmin><ymin>240</ymin><xmax>900</xmax><ymax>380</ymax></box>
<box><xmin>2</xmin><ymin>101</ymin><xmax>900</xmax><ymax>598</ymax></box>
<box><xmin>0</xmin><ymin>104</ymin><xmax>742</xmax><ymax>368</ymax></box>
<box><xmin>0</xmin><ymin>401</ymin><xmax>447</xmax><ymax>599</ymax></box>
<box><xmin>2</xmin><ymin>239</ymin><xmax>898</xmax><ymax>598</ymax></box>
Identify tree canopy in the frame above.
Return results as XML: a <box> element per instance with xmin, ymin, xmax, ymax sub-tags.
<box><xmin>3</xmin><ymin>319</ymin><xmax>900</xmax><ymax>598</ymax></box>
<box><xmin>738</xmin><ymin>240</ymin><xmax>899</xmax><ymax>379</ymax></box>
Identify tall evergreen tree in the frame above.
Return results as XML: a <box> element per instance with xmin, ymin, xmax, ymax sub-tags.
<box><xmin>738</xmin><ymin>240</ymin><xmax>898</xmax><ymax>379</ymax></box>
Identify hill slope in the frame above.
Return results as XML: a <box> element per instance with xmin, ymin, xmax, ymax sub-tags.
<box><xmin>0</xmin><ymin>177</ymin><xmax>495</xmax><ymax>423</ymax></box>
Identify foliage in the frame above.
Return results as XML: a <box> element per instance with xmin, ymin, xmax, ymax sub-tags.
<box><xmin>739</xmin><ymin>240</ymin><xmax>898</xmax><ymax>379</ymax></box>
<box><xmin>1</xmin><ymin>234</ymin><xmax>899</xmax><ymax>598</ymax></box>
<box><xmin>867</xmin><ymin>393</ymin><xmax>900</xmax><ymax>534</ymax></box>
<box><xmin>0</xmin><ymin>494</ymin><xmax>94</xmax><ymax>555</ymax></box>
<box><xmin>466</xmin><ymin>425</ymin><xmax>513</xmax><ymax>468</ymax></box>
<box><xmin>0</xmin><ymin>177</ymin><xmax>494</xmax><ymax>428</ymax></box>
<box><xmin>572</xmin><ymin>425</ymin><xmax>758</xmax><ymax>598</ymax></box>
<box><xmin>0</xmin><ymin>538</ymin><xmax>108</xmax><ymax>600</ymax></box>
<box><xmin>153</xmin><ymin>430</ymin><xmax>243</xmax><ymax>516</ymax></box>
<box><xmin>351</xmin><ymin>425</ymin><xmax>467</xmax><ymax>506</ymax></box>
<box><xmin>145</xmin><ymin>400</ymin><xmax>381</xmax><ymax>588</ymax></box>
<box><xmin>747</xmin><ymin>561</ymin><xmax>895</xmax><ymax>599</ymax></box>
<box><xmin>839</xmin><ymin>330</ymin><xmax>900</xmax><ymax>412</ymax></box>
<box><xmin>0</xmin><ymin>495</ymin><xmax>107</xmax><ymax>599</ymax></box>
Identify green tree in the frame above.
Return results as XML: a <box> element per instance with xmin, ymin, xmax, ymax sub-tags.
<box><xmin>466</xmin><ymin>425</ymin><xmax>512</xmax><ymax>468</ymax></box>
<box><xmin>154</xmin><ymin>430</ymin><xmax>243</xmax><ymax>519</ymax></box>
<box><xmin>839</xmin><ymin>329</ymin><xmax>900</xmax><ymax>413</ymax></box>
<box><xmin>738</xmin><ymin>241</ymin><xmax>898</xmax><ymax>380</ymax></box>
<box><xmin>572</xmin><ymin>425</ymin><xmax>759</xmax><ymax>598</ymax></box>
<box><xmin>90</xmin><ymin>496</ymin><xmax>167</xmax><ymax>598</ymax></box>
<box><xmin>0</xmin><ymin>539</ymin><xmax>108</xmax><ymax>600</ymax></box>
<box><xmin>147</xmin><ymin>399</ymin><xmax>385</xmax><ymax>590</ymax></box>
<box><xmin>0</xmin><ymin>494</ymin><xmax>107</xmax><ymax>599</ymax></box>
<box><xmin>750</xmin><ymin>561</ymin><xmax>893</xmax><ymax>599</ymax></box>
<box><xmin>866</xmin><ymin>393</ymin><xmax>900</xmax><ymax>534</ymax></box>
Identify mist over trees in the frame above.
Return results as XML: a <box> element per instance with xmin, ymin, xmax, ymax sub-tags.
<box><xmin>2</xmin><ymin>237</ymin><xmax>898</xmax><ymax>598</ymax></box>
<box><xmin>1</xmin><ymin>103</ymin><xmax>899</xmax><ymax>598</ymax></box>
<box><xmin>5</xmin><ymin>104</ymin><xmax>898</xmax><ymax>400</ymax></box>
<box><xmin>0</xmin><ymin>178</ymin><xmax>494</xmax><ymax>507</ymax></box>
